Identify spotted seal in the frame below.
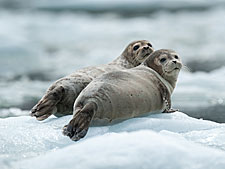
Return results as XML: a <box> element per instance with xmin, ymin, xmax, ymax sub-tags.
<box><xmin>31</xmin><ymin>40</ymin><xmax>154</xmax><ymax>121</ymax></box>
<box><xmin>63</xmin><ymin>49</ymin><xmax>182</xmax><ymax>141</ymax></box>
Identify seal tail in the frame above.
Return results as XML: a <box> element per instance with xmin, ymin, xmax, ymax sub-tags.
<box><xmin>62</xmin><ymin>101</ymin><xmax>97</xmax><ymax>141</ymax></box>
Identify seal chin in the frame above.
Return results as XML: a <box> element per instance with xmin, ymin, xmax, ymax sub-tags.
<box><xmin>137</xmin><ymin>50</ymin><xmax>153</xmax><ymax>61</ymax></box>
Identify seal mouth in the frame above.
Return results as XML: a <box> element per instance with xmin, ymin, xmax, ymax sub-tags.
<box><xmin>143</xmin><ymin>52</ymin><xmax>150</xmax><ymax>58</ymax></box>
<box><xmin>165</xmin><ymin>67</ymin><xmax>180</xmax><ymax>74</ymax></box>
<box><xmin>173</xmin><ymin>67</ymin><xmax>181</xmax><ymax>71</ymax></box>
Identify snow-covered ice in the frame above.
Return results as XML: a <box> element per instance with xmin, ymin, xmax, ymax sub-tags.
<box><xmin>1</xmin><ymin>111</ymin><xmax>225</xmax><ymax>169</ymax></box>
<box><xmin>1</xmin><ymin>1</ymin><xmax>225</xmax><ymax>168</ymax></box>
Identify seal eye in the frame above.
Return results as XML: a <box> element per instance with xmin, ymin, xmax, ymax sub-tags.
<box><xmin>160</xmin><ymin>58</ymin><xmax>166</xmax><ymax>63</ymax></box>
<box><xmin>133</xmin><ymin>45</ymin><xmax>140</xmax><ymax>51</ymax></box>
<box><xmin>174</xmin><ymin>55</ymin><xmax>179</xmax><ymax>59</ymax></box>
<box><xmin>147</xmin><ymin>43</ymin><xmax>152</xmax><ymax>47</ymax></box>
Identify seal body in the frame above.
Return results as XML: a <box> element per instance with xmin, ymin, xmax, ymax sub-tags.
<box><xmin>31</xmin><ymin>40</ymin><xmax>154</xmax><ymax>120</ymax></box>
<box><xmin>63</xmin><ymin>49</ymin><xmax>182</xmax><ymax>141</ymax></box>
<box><xmin>49</xmin><ymin>64</ymin><xmax>131</xmax><ymax>117</ymax></box>
<box><xmin>76</xmin><ymin>66</ymin><xmax>168</xmax><ymax>124</ymax></box>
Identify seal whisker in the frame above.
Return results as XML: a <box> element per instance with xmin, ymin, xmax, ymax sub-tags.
<box><xmin>182</xmin><ymin>64</ymin><xmax>191</xmax><ymax>72</ymax></box>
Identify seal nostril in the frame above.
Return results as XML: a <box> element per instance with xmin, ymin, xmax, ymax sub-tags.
<box><xmin>173</xmin><ymin>61</ymin><xmax>177</xmax><ymax>64</ymax></box>
<box><xmin>144</xmin><ymin>46</ymin><xmax>149</xmax><ymax>50</ymax></box>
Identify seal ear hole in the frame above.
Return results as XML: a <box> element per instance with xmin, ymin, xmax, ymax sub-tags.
<box><xmin>160</xmin><ymin>58</ymin><xmax>167</xmax><ymax>63</ymax></box>
<box><xmin>174</xmin><ymin>55</ymin><xmax>179</xmax><ymax>59</ymax></box>
<box><xmin>133</xmin><ymin>45</ymin><xmax>140</xmax><ymax>51</ymax></box>
<box><xmin>147</xmin><ymin>43</ymin><xmax>152</xmax><ymax>47</ymax></box>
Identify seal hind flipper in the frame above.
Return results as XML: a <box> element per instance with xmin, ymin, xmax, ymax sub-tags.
<box><xmin>62</xmin><ymin>102</ymin><xmax>97</xmax><ymax>141</ymax></box>
<box><xmin>30</xmin><ymin>85</ymin><xmax>65</xmax><ymax>121</ymax></box>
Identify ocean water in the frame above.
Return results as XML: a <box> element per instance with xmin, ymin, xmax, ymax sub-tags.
<box><xmin>1</xmin><ymin>0</ymin><xmax>225</xmax><ymax>168</ymax></box>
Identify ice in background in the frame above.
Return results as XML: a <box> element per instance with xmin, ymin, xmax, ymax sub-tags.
<box><xmin>1</xmin><ymin>0</ymin><xmax>225</xmax><ymax>168</ymax></box>
<box><xmin>1</xmin><ymin>0</ymin><xmax>225</xmax><ymax>121</ymax></box>
<box><xmin>1</xmin><ymin>0</ymin><xmax>225</xmax><ymax>122</ymax></box>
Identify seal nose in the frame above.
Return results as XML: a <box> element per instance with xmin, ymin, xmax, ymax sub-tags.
<box><xmin>173</xmin><ymin>60</ymin><xmax>177</xmax><ymax>64</ymax></box>
<box><xmin>144</xmin><ymin>46</ymin><xmax>149</xmax><ymax>50</ymax></box>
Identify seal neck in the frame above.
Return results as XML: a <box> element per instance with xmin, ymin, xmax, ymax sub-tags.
<box><xmin>111</xmin><ymin>55</ymin><xmax>139</xmax><ymax>69</ymax></box>
<box><xmin>146</xmin><ymin>66</ymin><xmax>174</xmax><ymax>95</ymax></box>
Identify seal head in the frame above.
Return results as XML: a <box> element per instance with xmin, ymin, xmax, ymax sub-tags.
<box><xmin>121</xmin><ymin>40</ymin><xmax>154</xmax><ymax>66</ymax></box>
<box><xmin>144</xmin><ymin>49</ymin><xmax>182</xmax><ymax>90</ymax></box>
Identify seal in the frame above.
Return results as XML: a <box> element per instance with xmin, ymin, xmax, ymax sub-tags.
<box><xmin>62</xmin><ymin>49</ymin><xmax>182</xmax><ymax>141</ymax></box>
<box><xmin>30</xmin><ymin>40</ymin><xmax>154</xmax><ymax>121</ymax></box>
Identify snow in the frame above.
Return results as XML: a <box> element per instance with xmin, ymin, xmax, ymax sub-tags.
<box><xmin>1</xmin><ymin>111</ymin><xmax>225</xmax><ymax>169</ymax></box>
<box><xmin>1</xmin><ymin>1</ymin><xmax>225</xmax><ymax>168</ymax></box>
<box><xmin>17</xmin><ymin>131</ymin><xmax>225</xmax><ymax>169</ymax></box>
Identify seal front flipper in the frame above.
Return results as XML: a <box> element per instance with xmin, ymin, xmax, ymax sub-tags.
<box><xmin>30</xmin><ymin>85</ymin><xmax>65</xmax><ymax>121</ymax></box>
<box><xmin>62</xmin><ymin>102</ymin><xmax>96</xmax><ymax>141</ymax></box>
<box><xmin>162</xmin><ymin>108</ymin><xmax>179</xmax><ymax>113</ymax></box>
<box><xmin>162</xmin><ymin>95</ymin><xmax>179</xmax><ymax>113</ymax></box>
